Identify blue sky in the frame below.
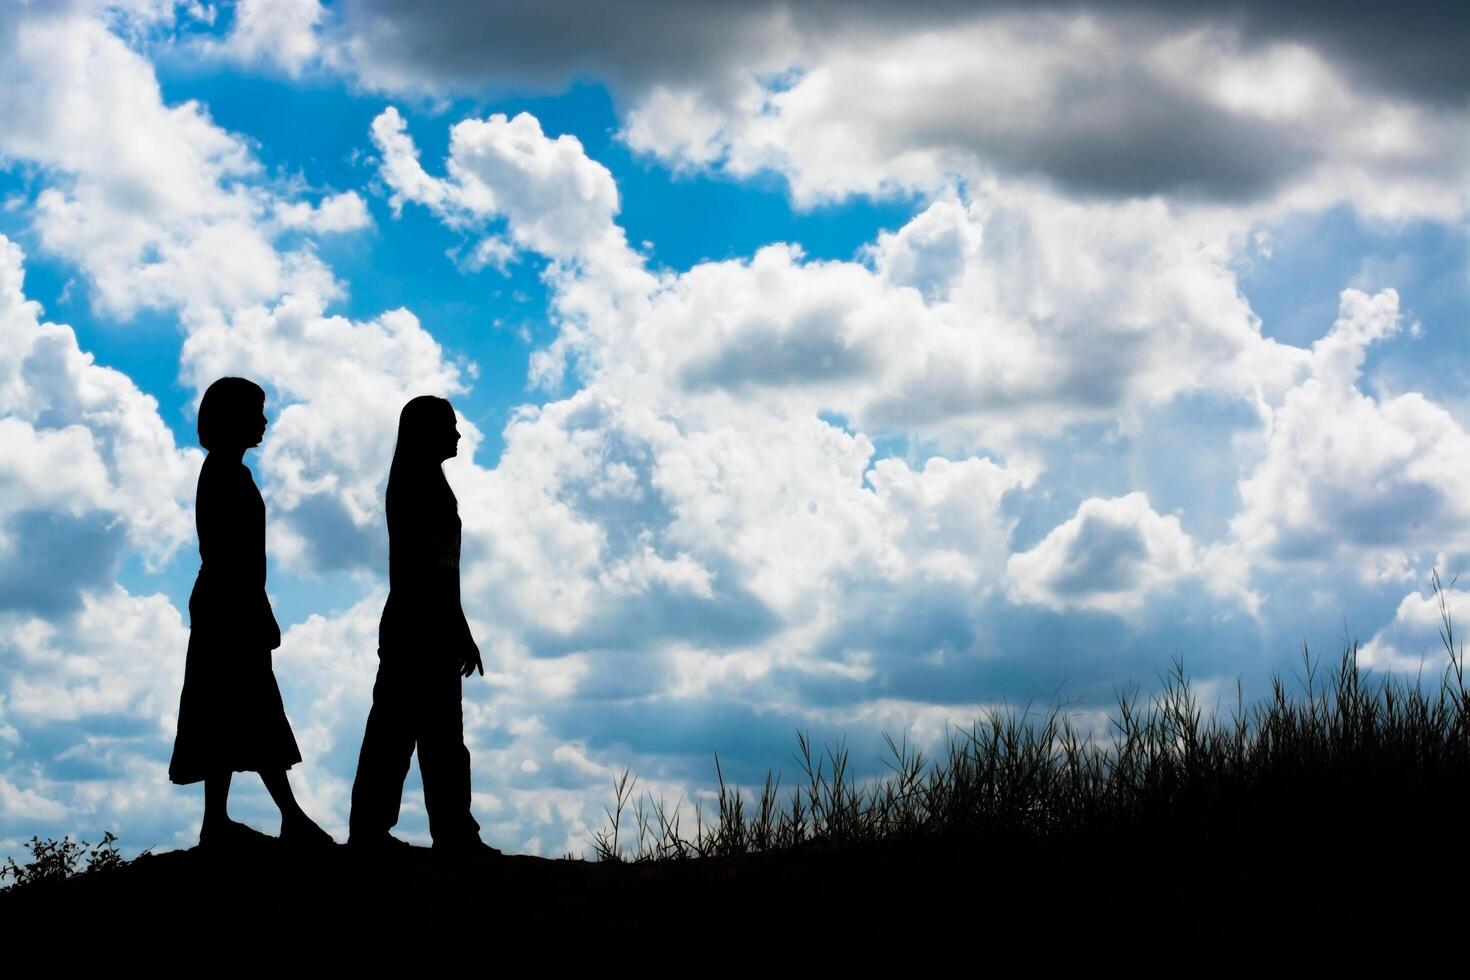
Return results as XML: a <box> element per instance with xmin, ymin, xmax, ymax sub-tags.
<box><xmin>1</xmin><ymin>1</ymin><xmax>1467</xmax><ymax>859</ymax></box>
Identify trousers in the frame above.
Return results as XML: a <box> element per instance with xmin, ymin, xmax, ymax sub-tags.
<box><xmin>349</xmin><ymin>651</ymin><xmax>480</xmax><ymax>844</ymax></box>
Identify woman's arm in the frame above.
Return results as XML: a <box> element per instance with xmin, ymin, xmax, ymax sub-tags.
<box><xmin>385</xmin><ymin>476</ymin><xmax>479</xmax><ymax>672</ymax></box>
<box><xmin>195</xmin><ymin>459</ymin><xmax>280</xmax><ymax>648</ymax></box>
<box><xmin>440</xmin><ymin>528</ymin><xmax>482</xmax><ymax>676</ymax></box>
<box><xmin>451</xmin><ymin>577</ymin><xmax>482</xmax><ymax>677</ymax></box>
<box><xmin>197</xmin><ymin>461</ymin><xmax>265</xmax><ymax>580</ymax></box>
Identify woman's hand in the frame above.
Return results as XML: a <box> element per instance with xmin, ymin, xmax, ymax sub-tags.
<box><xmin>264</xmin><ymin>598</ymin><xmax>282</xmax><ymax>651</ymax></box>
<box><xmin>459</xmin><ymin>636</ymin><xmax>484</xmax><ymax>678</ymax></box>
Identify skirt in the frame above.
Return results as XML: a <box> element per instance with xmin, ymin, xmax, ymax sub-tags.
<box><xmin>168</xmin><ymin>626</ymin><xmax>303</xmax><ymax>784</ymax></box>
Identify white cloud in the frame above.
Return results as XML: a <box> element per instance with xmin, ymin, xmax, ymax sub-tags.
<box><xmin>439</xmin><ymin>326</ymin><xmax>1037</xmax><ymax>709</ymax></box>
<box><xmin>0</xmin><ymin>584</ymin><xmax>192</xmax><ymax>840</ymax></box>
<box><xmin>371</xmin><ymin>106</ymin><xmax>630</xmax><ymax>264</ymax></box>
<box><xmin>0</xmin><ymin>10</ymin><xmax>279</xmax><ymax>317</ymax></box>
<box><xmin>867</xmin><ymin>454</ymin><xmax>1036</xmax><ymax>588</ymax></box>
<box><xmin>532</xmin><ymin>188</ymin><xmax>1306</xmax><ymax>450</ymax></box>
<box><xmin>0</xmin><ymin>6</ymin><xmax>370</xmax><ymax>319</ymax></box>
<box><xmin>209</xmin><ymin>0</ymin><xmax>326</xmax><ymax>78</ymax></box>
<box><xmin>0</xmin><ymin>775</ymin><xmax>69</xmax><ymax>823</ymax></box>
<box><xmin>453</xmin><ymin>235</ymin><xmax>517</xmax><ymax>275</ymax></box>
<box><xmin>0</xmin><ymin>419</ymin><xmax>112</xmax><ymax>518</ymax></box>
<box><xmin>374</xmin><ymin>107</ymin><xmax>1321</xmax><ymax>682</ymax></box>
<box><xmin>3</xmin><ymin>586</ymin><xmax>187</xmax><ymax>726</ymax></box>
<box><xmin>271</xmin><ymin>191</ymin><xmax>372</xmax><ymax>234</ymax></box>
<box><xmin>1360</xmin><ymin>583</ymin><xmax>1470</xmax><ymax>675</ymax></box>
<box><xmin>866</xmin><ymin>194</ymin><xmax>982</xmax><ymax>302</ymax></box>
<box><xmin>617</xmin><ymin>86</ymin><xmax>734</xmax><ymax>172</ymax></box>
<box><xmin>0</xmin><ymin>235</ymin><xmax>199</xmax><ymax>601</ymax></box>
<box><xmin>1230</xmin><ymin>289</ymin><xmax>1470</xmax><ymax>570</ymax></box>
<box><xmin>370</xmin><ymin>106</ymin><xmax>456</xmax><ymax>216</ymax></box>
<box><xmin>1007</xmin><ymin>493</ymin><xmax>1197</xmax><ymax>614</ymax></box>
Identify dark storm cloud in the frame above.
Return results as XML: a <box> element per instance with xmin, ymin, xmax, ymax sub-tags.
<box><xmin>331</xmin><ymin>0</ymin><xmax>789</xmax><ymax>97</ymax></box>
<box><xmin>279</xmin><ymin>491</ymin><xmax>385</xmax><ymax>573</ymax></box>
<box><xmin>319</xmin><ymin>1</ymin><xmax>1465</xmax><ymax>204</ymax></box>
<box><xmin>833</xmin><ymin>0</ymin><xmax>1470</xmax><ymax>106</ymax></box>
<box><xmin>545</xmin><ymin>695</ymin><xmax>906</xmax><ymax>784</ymax></box>
<box><xmin>1198</xmin><ymin>0</ymin><xmax>1470</xmax><ymax>106</ymax></box>
<box><xmin>783</xmin><ymin>582</ymin><xmax>1272</xmax><ymax>711</ymax></box>
<box><xmin>1267</xmin><ymin>478</ymin><xmax>1454</xmax><ymax>562</ymax></box>
<box><xmin>0</xmin><ymin>511</ymin><xmax>124</xmax><ymax>614</ymax></box>
<box><xmin>1045</xmin><ymin>514</ymin><xmax>1152</xmax><ymax>597</ymax></box>
<box><xmin>961</xmin><ymin>69</ymin><xmax>1318</xmax><ymax>201</ymax></box>
<box><xmin>331</xmin><ymin>1</ymin><xmax>1469</xmax><ymax>106</ymax></box>
<box><xmin>549</xmin><ymin>697</ymin><xmax>808</xmax><ymax>765</ymax></box>
<box><xmin>860</xmin><ymin>328</ymin><xmax>1153</xmax><ymax>432</ymax></box>
<box><xmin>680</xmin><ymin>308</ymin><xmax>881</xmax><ymax>391</ymax></box>
<box><xmin>523</xmin><ymin>578</ymin><xmax>783</xmax><ymax>659</ymax></box>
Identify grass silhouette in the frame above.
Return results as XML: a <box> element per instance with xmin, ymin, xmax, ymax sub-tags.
<box><xmin>590</xmin><ymin>573</ymin><xmax>1469</xmax><ymax>868</ymax></box>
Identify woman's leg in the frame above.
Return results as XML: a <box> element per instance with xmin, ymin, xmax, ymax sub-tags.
<box><xmin>202</xmin><ymin>770</ymin><xmax>232</xmax><ymax>833</ymax></box>
<box><xmin>416</xmin><ymin>665</ymin><xmax>480</xmax><ymax>846</ymax></box>
<box><xmin>260</xmin><ymin>768</ymin><xmax>305</xmax><ymax>822</ymax></box>
<box><xmin>262</xmin><ymin>769</ymin><xmax>333</xmax><ymax>844</ymax></box>
<box><xmin>349</xmin><ymin>656</ymin><xmax>417</xmax><ymax>841</ymax></box>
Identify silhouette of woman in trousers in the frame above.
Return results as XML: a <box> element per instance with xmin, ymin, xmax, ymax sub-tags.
<box><xmin>169</xmin><ymin>377</ymin><xmax>332</xmax><ymax>848</ymax></box>
<box><xmin>349</xmin><ymin>396</ymin><xmax>498</xmax><ymax>854</ymax></box>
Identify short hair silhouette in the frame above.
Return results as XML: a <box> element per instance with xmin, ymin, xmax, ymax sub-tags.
<box><xmin>197</xmin><ymin>377</ymin><xmax>266</xmax><ymax>451</ymax></box>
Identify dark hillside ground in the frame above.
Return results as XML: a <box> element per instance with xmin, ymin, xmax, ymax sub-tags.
<box><xmin>0</xmin><ymin>807</ymin><xmax>1463</xmax><ymax>949</ymax></box>
<box><xmin>7</xmin><ymin>631</ymin><xmax>1470</xmax><ymax>949</ymax></box>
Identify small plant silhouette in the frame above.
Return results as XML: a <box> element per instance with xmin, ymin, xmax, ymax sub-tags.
<box><xmin>1</xmin><ymin>832</ymin><xmax>134</xmax><ymax>889</ymax></box>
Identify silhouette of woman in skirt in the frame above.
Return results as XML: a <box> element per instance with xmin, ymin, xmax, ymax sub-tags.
<box><xmin>169</xmin><ymin>377</ymin><xmax>332</xmax><ymax>848</ymax></box>
<box><xmin>349</xmin><ymin>396</ymin><xmax>498</xmax><ymax>854</ymax></box>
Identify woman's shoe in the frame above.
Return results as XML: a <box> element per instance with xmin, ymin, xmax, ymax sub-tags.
<box><xmin>432</xmin><ymin>836</ymin><xmax>503</xmax><ymax>858</ymax></box>
<box><xmin>346</xmin><ymin>832</ymin><xmax>415</xmax><ymax>853</ymax></box>
<box><xmin>280</xmin><ymin>814</ymin><xmax>336</xmax><ymax>850</ymax></box>
<box><xmin>199</xmin><ymin>818</ymin><xmax>270</xmax><ymax>849</ymax></box>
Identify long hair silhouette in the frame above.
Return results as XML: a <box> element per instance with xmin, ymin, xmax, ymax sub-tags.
<box><xmin>388</xmin><ymin>395</ymin><xmax>455</xmax><ymax>484</ymax></box>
